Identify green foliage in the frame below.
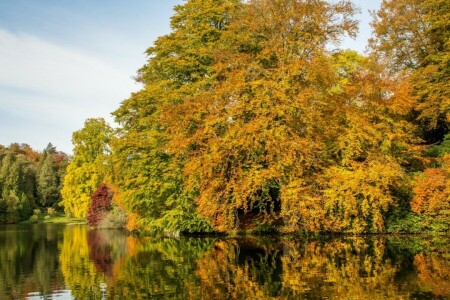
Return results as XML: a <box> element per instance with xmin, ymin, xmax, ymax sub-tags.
<box><xmin>424</xmin><ymin>133</ymin><xmax>450</xmax><ymax>158</ymax></box>
<box><xmin>386</xmin><ymin>210</ymin><xmax>427</xmax><ymax>233</ymax></box>
<box><xmin>0</xmin><ymin>153</ymin><xmax>34</xmax><ymax>223</ymax></box>
<box><xmin>0</xmin><ymin>143</ymin><xmax>68</xmax><ymax>224</ymax></box>
<box><xmin>251</xmin><ymin>221</ymin><xmax>277</xmax><ymax>234</ymax></box>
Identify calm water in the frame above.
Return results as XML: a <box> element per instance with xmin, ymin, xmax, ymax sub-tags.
<box><xmin>0</xmin><ymin>224</ymin><xmax>449</xmax><ymax>299</ymax></box>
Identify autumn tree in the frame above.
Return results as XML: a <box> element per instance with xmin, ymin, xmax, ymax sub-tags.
<box><xmin>61</xmin><ymin>118</ymin><xmax>113</xmax><ymax>218</ymax></box>
<box><xmin>162</xmin><ymin>0</ymin><xmax>413</xmax><ymax>232</ymax></box>
<box><xmin>411</xmin><ymin>154</ymin><xmax>450</xmax><ymax>230</ymax></box>
<box><xmin>370</xmin><ymin>0</ymin><xmax>450</xmax><ymax>231</ymax></box>
<box><xmin>157</xmin><ymin>0</ymin><xmax>358</xmax><ymax>232</ymax></box>
<box><xmin>108</xmin><ymin>0</ymin><xmax>421</xmax><ymax>233</ymax></box>
<box><xmin>370</xmin><ymin>0</ymin><xmax>450</xmax><ymax>142</ymax></box>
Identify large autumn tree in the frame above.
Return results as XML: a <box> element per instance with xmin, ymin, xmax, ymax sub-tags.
<box><xmin>110</xmin><ymin>0</ymin><xmax>417</xmax><ymax>233</ymax></box>
<box><xmin>162</xmin><ymin>0</ymin><xmax>416</xmax><ymax>233</ymax></box>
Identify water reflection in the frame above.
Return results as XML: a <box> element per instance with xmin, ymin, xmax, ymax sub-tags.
<box><xmin>0</xmin><ymin>224</ymin><xmax>449</xmax><ymax>299</ymax></box>
<box><xmin>0</xmin><ymin>224</ymin><xmax>65</xmax><ymax>299</ymax></box>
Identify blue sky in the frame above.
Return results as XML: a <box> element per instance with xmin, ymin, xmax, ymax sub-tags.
<box><xmin>0</xmin><ymin>0</ymin><xmax>381</xmax><ymax>153</ymax></box>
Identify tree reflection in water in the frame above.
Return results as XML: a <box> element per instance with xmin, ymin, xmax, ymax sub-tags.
<box><xmin>56</xmin><ymin>228</ymin><xmax>450</xmax><ymax>299</ymax></box>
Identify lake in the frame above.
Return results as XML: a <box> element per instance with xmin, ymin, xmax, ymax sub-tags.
<box><xmin>0</xmin><ymin>224</ymin><xmax>448</xmax><ymax>299</ymax></box>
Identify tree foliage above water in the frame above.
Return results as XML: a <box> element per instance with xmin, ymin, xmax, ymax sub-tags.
<box><xmin>108</xmin><ymin>0</ymin><xmax>414</xmax><ymax>233</ymax></box>
<box><xmin>57</xmin><ymin>0</ymin><xmax>450</xmax><ymax>234</ymax></box>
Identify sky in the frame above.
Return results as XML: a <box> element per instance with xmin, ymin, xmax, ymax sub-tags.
<box><xmin>0</xmin><ymin>0</ymin><xmax>381</xmax><ymax>154</ymax></box>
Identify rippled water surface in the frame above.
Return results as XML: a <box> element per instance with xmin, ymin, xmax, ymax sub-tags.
<box><xmin>0</xmin><ymin>224</ymin><xmax>449</xmax><ymax>299</ymax></box>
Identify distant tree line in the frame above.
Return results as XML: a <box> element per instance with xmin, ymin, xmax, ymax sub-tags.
<box><xmin>0</xmin><ymin>143</ymin><xmax>68</xmax><ymax>223</ymax></box>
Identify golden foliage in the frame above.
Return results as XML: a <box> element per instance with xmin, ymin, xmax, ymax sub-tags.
<box><xmin>321</xmin><ymin>159</ymin><xmax>405</xmax><ymax>233</ymax></box>
<box><xmin>107</xmin><ymin>0</ymin><xmax>434</xmax><ymax>233</ymax></box>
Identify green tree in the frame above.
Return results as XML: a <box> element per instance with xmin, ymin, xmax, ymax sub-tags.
<box><xmin>37</xmin><ymin>154</ymin><xmax>60</xmax><ymax>207</ymax></box>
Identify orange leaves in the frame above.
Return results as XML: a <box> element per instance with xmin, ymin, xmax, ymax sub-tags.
<box><xmin>411</xmin><ymin>155</ymin><xmax>450</xmax><ymax>219</ymax></box>
<box><xmin>126</xmin><ymin>213</ymin><xmax>142</xmax><ymax>232</ymax></box>
<box><xmin>414</xmin><ymin>252</ymin><xmax>450</xmax><ymax>296</ymax></box>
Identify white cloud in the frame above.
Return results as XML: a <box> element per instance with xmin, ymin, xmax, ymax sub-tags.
<box><xmin>0</xmin><ymin>28</ymin><xmax>141</xmax><ymax>153</ymax></box>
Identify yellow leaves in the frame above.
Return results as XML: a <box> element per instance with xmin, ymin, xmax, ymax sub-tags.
<box><xmin>108</xmin><ymin>0</ymin><xmax>422</xmax><ymax>233</ymax></box>
<box><xmin>321</xmin><ymin>159</ymin><xmax>404</xmax><ymax>233</ymax></box>
<box><xmin>280</xmin><ymin>179</ymin><xmax>324</xmax><ymax>232</ymax></box>
<box><xmin>281</xmin><ymin>238</ymin><xmax>401</xmax><ymax>298</ymax></box>
<box><xmin>61</xmin><ymin>162</ymin><xmax>105</xmax><ymax>218</ymax></box>
<box><xmin>61</xmin><ymin>119</ymin><xmax>112</xmax><ymax>219</ymax></box>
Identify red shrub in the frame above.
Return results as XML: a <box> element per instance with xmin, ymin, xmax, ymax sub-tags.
<box><xmin>87</xmin><ymin>184</ymin><xmax>113</xmax><ymax>226</ymax></box>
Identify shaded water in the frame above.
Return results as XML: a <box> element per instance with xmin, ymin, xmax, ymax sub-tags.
<box><xmin>0</xmin><ymin>224</ymin><xmax>449</xmax><ymax>299</ymax></box>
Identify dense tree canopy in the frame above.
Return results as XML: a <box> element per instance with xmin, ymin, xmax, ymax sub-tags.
<box><xmin>56</xmin><ymin>0</ymin><xmax>449</xmax><ymax>233</ymax></box>
<box><xmin>106</xmin><ymin>0</ymin><xmax>416</xmax><ymax>233</ymax></box>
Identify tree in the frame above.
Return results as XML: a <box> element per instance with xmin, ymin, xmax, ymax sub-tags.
<box><xmin>161</xmin><ymin>0</ymin><xmax>413</xmax><ymax>233</ymax></box>
<box><xmin>370</xmin><ymin>0</ymin><xmax>450</xmax><ymax>141</ymax></box>
<box><xmin>370</xmin><ymin>0</ymin><xmax>450</xmax><ymax>231</ymax></box>
<box><xmin>0</xmin><ymin>143</ymin><xmax>67</xmax><ymax>223</ymax></box>
<box><xmin>61</xmin><ymin>118</ymin><xmax>113</xmax><ymax>218</ymax></box>
<box><xmin>37</xmin><ymin>154</ymin><xmax>60</xmax><ymax>206</ymax></box>
<box><xmin>0</xmin><ymin>154</ymin><xmax>33</xmax><ymax>223</ymax></box>
<box><xmin>109</xmin><ymin>0</ymin><xmax>420</xmax><ymax>233</ymax></box>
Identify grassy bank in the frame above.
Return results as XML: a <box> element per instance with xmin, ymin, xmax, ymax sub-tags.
<box><xmin>20</xmin><ymin>212</ymin><xmax>86</xmax><ymax>225</ymax></box>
